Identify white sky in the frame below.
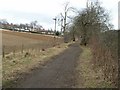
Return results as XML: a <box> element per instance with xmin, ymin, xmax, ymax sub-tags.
<box><xmin>0</xmin><ymin>0</ymin><xmax>119</xmax><ymax>30</ymax></box>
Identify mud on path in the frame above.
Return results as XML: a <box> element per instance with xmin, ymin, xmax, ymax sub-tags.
<box><xmin>17</xmin><ymin>42</ymin><xmax>82</xmax><ymax>88</ymax></box>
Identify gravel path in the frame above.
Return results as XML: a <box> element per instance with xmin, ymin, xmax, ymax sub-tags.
<box><xmin>17</xmin><ymin>42</ymin><xmax>82</xmax><ymax>88</ymax></box>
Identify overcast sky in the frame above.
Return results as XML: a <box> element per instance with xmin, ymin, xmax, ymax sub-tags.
<box><xmin>0</xmin><ymin>0</ymin><xmax>119</xmax><ymax>30</ymax></box>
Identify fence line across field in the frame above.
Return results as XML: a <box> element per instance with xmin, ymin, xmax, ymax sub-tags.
<box><xmin>2</xmin><ymin>38</ymin><xmax>62</xmax><ymax>58</ymax></box>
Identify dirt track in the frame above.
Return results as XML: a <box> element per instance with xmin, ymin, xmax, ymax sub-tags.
<box><xmin>17</xmin><ymin>42</ymin><xmax>82</xmax><ymax>88</ymax></box>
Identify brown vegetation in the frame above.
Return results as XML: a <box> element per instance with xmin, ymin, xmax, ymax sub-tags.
<box><xmin>2</xmin><ymin>30</ymin><xmax>63</xmax><ymax>55</ymax></box>
<box><xmin>69</xmin><ymin>0</ymin><xmax>118</xmax><ymax>87</ymax></box>
<box><xmin>2</xmin><ymin>42</ymin><xmax>71</xmax><ymax>87</ymax></box>
<box><xmin>89</xmin><ymin>31</ymin><xmax>118</xmax><ymax>87</ymax></box>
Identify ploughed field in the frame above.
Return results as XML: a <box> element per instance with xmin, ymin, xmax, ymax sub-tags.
<box><xmin>1</xmin><ymin>30</ymin><xmax>63</xmax><ymax>54</ymax></box>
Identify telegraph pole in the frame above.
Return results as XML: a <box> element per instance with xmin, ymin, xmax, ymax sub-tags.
<box><xmin>53</xmin><ymin>17</ymin><xmax>57</xmax><ymax>36</ymax></box>
<box><xmin>61</xmin><ymin>18</ymin><xmax>63</xmax><ymax>35</ymax></box>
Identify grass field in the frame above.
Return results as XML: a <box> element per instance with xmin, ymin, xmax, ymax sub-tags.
<box><xmin>1</xmin><ymin>30</ymin><xmax>63</xmax><ymax>54</ymax></box>
<box><xmin>2</xmin><ymin>41</ymin><xmax>73</xmax><ymax>87</ymax></box>
<box><xmin>1</xmin><ymin>29</ymin><xmax>67</xmax><ymax>87</ymax></box>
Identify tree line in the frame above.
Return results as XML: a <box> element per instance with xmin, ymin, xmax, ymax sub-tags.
<box><xmin>68</xmin><ymin>0</ymin><xmax>118</xmax><ymax>87</ymax></box>
<box><xmin>0</xmin><ymin>19</ymin><xmax>62</xmax><ymax>36</ymax></box>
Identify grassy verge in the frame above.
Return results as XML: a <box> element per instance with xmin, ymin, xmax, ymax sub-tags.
<box><xmin>76</xmin><ymin>46</ymin><xmax>113</xmax><ymax>88</ymax></box>
<box><xmin>2</xmin><ymin>41</ymin><xmax>74</xmax><ymax>87</ymax></box>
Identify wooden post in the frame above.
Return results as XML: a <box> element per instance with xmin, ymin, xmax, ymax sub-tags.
<box><xmin>2</xmin><ymin>45</ymin><xmax>5</xmax><ymax>58</ymax></box>
<box><xmin>21</xmin><ymin>44</ymin><xmax>24</xmax><ymax>54</ymax></box>
<box><xmin>13</xmin><ymin>46</ymin><xmax>16</xmax><ymax>56</ymax></box>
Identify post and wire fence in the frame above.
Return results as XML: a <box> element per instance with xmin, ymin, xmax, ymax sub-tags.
<box><xmin>2</xmin><ymin>37</ymin><xmax>63</xmax><ymax>58</ymax></box>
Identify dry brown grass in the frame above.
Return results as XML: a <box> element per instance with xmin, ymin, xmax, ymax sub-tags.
<box><xmin>76</xmin><ymin>46</ymin><xmax>114</xmax><ymax>88</ymax></box>
<box><xmin>1</xmin><ymin>30</ymin><xmax>63</xmax><ymax>54</ymax></box>
<box><xmin>1</xmin><ymin>29</ymin><xmax>65</xmax><ymax>87</ymax></box>
<box><xmin>2</xmin><ymin>41</ymin><xmax>73</xmax><ymax>87</ymax></box>
<box><xmin>89</xmin><ymin>35</ymin><xmax>118</xmax><ymax>88</ymax></box>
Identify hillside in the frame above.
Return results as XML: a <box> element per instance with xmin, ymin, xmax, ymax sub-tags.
<box><xmin>1</xmin><ymin>29</ymin><xmax>63</xmax><ymax>54</ymax></box>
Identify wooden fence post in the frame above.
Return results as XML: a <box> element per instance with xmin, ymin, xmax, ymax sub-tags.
<box><xmin>21</xmin><ymin>44</ymin><xmax>24</xmax><ymax>54</ymax></box>
<box><xmin>2</xmin><ymin>45</ymin><xmax>5</xmax><ymax>58</ymax></box>
<box><xmin>13</xmin><ymin>46</ymin><xmax>16</xmax><ymax>56</ymax></box>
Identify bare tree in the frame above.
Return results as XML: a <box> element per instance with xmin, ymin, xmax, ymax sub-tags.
<box><xmin>30</xmin><ymin>20</ymin><xmax>38</xmax><ymax>31</ymax></box>
<box><xmin>0</xmin><ymin>19</ymin><xmax>9</xmax><ymax>29</ymax></box>
<box><xmin>60</xmin><ymin>2</ymin><xmax>77</xmax><ymax>42</ymax></box>
<box><xmin>72</xmin><ymin>0</ymin><xmax>112</xmax><ymax>45</ymax></box>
